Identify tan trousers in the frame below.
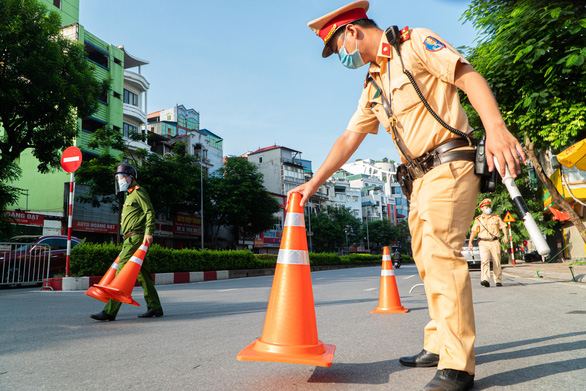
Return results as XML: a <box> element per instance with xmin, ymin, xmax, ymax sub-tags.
<box><xmin>409</xmin><ymin>161</ymin><xmax>479</xmax><ymax>375</ymax></box>
<box><xmin>479</xmin><ymin>240</ymin><xmax>502</xmax><ymax>284</ymax></box>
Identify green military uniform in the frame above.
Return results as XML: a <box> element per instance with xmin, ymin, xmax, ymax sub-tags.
<box><xmin>103</xmin><ymin>185</ymin><xmax>162</xmax><ymax>317</ymax></box>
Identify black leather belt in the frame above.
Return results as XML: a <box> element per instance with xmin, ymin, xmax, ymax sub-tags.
<box><xmin>123</xmin><ymin>230</ymin><xmax>144</xmax><ymax>240</ymax></box>
<box><xmin>479</xmin><ymin>238</ymin><xmax>498</xmax><ymax>242</ymax></box>
<box><xmin>407</xmin><ymin>138</ymin><xmax>476</xmax><ymax>180</ymax></box>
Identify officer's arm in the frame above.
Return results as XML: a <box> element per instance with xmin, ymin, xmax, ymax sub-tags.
<box><xmin>288</xmin><ymin>130</ymin><xmax>367</xmax><ymax>207</ymax></box>
<box><xmin>453</xmin><ymin>62</ymin><xmax>526</xmax><ymax>178</ymax></box>
<box><xmin>468</xmin><ymin>228</ymin><xmax>477</xmax><ymax>249</ymax></box>
<box><xmin>137</xmin><ymin>190</ymin><xmax>156</xmax><ymax>243</ymax></box>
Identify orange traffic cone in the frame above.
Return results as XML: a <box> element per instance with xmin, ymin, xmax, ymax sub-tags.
<box><xmin>85</xmin><ymin>252</ymin><xmax>122</xmax><ymax>303</ymax></box>
<box><xmin>371</xmin><ymin>246</ymin><xmax>409</xmax><ymax>314</ymax></box>
<box><xmin>95</xmin><ymin>241</ymin><xmax>150</xmax><ymax>307</ymax></box>
<box><xmin>237</xmin><ymin>192</ymin><xmax>335</xmax><ymax>367</ymax></box>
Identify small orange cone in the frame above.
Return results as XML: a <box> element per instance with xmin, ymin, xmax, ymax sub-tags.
<box><xmin>95</xmin><ymin>240</ymin><xmax>150</xmax><ymax>307</ymax></box>
<box><xmin>85</xmin><ymin>252</ymin><xmax>122</xmax><ymax>303</ymax></box>
<box><xmin>237</xmin><ymin>192</ymin><xmax>335</xmax><ymax>367</ymax></box>
<box><xmin>371</xmin><ymin>246</ymin><xmax>409</xmax><ymax>314</ymax></box>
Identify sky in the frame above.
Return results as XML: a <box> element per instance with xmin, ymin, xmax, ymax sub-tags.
<box><xmin>80</xmin><ymin>0</ymin><xmax>478</xmax><ymax>171</ymax></box>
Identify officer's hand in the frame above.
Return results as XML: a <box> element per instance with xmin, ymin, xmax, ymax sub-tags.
<box><xmin>287</xmin><ymin>181</ymin><xmax>318</xmax><ymax>208</ymax></box>
<box><xmin>144</xmin><ymin>235</ymin><xmax>153</xmax><ymax>245</ymax></box>
<box><xmin>485</xmin><ymin>124</ymin><xmax>526</xmax><ymax>178</ymax></box>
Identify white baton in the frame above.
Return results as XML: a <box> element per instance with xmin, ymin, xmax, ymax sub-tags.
<box><xmin>494</xmin><ymin>158</ymin><xmax>551</xmax><ymax>255</ymax></box>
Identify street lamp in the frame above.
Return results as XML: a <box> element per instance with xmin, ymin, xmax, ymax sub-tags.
<box><xmin>365</xmin><ymin>210</ymin><xmax>370</xmax><ymax>253</ymax></box>
<box><xmin>195</xmin><ymin>143</ymin><xmax>205</xmax><ymax>250</ymax></box>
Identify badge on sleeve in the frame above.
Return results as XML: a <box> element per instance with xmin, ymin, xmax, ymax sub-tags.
<box><xmin>424</xmin><ymin>36</ymin><xmax>446</xmax><ymax>52</ymax></box>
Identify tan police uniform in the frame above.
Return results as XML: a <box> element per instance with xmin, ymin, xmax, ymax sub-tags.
<box><xmin>345</xmin><ymin>29</ymin><xmax>479</xmax><ymax>374</ymax></box>
<box><xmin>471</xmin><ymin>213</ymin><xmax>507</xmax><ymax>284</ymax></box>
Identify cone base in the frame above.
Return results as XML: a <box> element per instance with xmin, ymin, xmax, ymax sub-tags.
<box><xmin>371</xmin><ymin>306</ymin><xmax>409</xmax><ymax>314</ymax></box>
<box><xmin>85</xmin><ymin>286</ymin><xmax>111</xmax><ymax>303</ymax></box>
<box><xmin>94</xmin><ymin>285</ymin><xmax>140</xmax><ymax>307</ymax></box>
<box><xmin>237</xmin><ymin>338</ymin><xmax>336</xmax><ymax>367</ymax></box>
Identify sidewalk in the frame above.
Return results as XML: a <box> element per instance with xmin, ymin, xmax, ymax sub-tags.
<box><xmin>502</xmin><ymin>260</ymin><xmax>586</xmax><ymax>283</ymax></box>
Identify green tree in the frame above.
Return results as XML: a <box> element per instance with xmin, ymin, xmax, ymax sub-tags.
<box><xmin>462</xmin><ymin>0</ymin><xmax>586</xmax><ymax>243</ymax></box>
<box><xmin>308</xmin><ymin>206</ymin><xmax>361</xmax><ymax>253</ymax></box>
<box><xmin>0</xmin><ymin>0</ymin><xmax>104</xmax><ymax>235</ymax></box>
<box><xmin>362</xmin><ymin>219</ymin><xmax>394</xmax><ymax>253</ymax></box>
<box><xmin>207</xmin><ymin>157</ymin><xmax>280</xmax><ymax>247</ymax></box>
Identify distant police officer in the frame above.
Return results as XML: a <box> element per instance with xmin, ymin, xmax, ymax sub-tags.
<box><xmin>91</xmin><ymin>163</ymin><xmax>163</xmax><ymax>321</ymax></box>
<box><xmin>292</xmin><ymin>2</ymin><xmax>525</xmax><ymax>390</ymax></box>
<box><xmin>469</xmin><ymin>198</ymin><xmax>508</xmax><ymax>287</ymax></box>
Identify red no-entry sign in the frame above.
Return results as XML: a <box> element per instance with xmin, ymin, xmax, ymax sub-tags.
<box><xmin>61</xmin><ymin>146</ymin><xmax>83</xmax><ymax>173</ymax></box>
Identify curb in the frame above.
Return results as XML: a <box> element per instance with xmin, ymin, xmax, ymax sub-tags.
<box><xmin>43</xmin><ymin>263</ymin><xmax>384</xmax><ymax>291</ymax></box>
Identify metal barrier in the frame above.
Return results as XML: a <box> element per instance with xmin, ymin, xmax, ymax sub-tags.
<box><xmin>0</xmin><ymin>242</ymin><xmax>51</xmax><ymax>287</ymax></box>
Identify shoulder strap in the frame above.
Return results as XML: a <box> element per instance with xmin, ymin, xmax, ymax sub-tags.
<box><xmin>384</xmin><ymin>26</ymin><xmax>475</xmax><ymax>144</ymax></box>
<box><xmin>477</xmin><ymin>217</ymin><xmax>498</xmax><ymax>239</ymax></box>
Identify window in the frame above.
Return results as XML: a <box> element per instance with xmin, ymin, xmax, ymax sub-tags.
<box><xmin>114</xmin><ymin>58</ymin><xmax>122</xmax><ymax>66</ymax></box>
<box><xmin>123</xmin><ymin>89</ymin><xmax>138</xmax><ymax>106</ymax></box>
<box><xmin>53</xmin><ymin>0</ymin><xmax>61</xmax><ymax>9</ymax></box>
<box><xmin>113</xmin><ymin>91</ymin><xmax>121</xmax><ymax>99</ymax></box>
<box><xmin>353</xmin><ymin>196</ymin><xmax>359</xmax><ymax>202</ymax></box>
<box><xmin>123</xmin><ymin>122</ymin><xmax>139</xmax><ymax>138</ymax></box>
<box><xmin>84</xmin><ymin>42</ymin><xmax>109</xmax><ymax>69</ymax></box>
<box><xmin>259</xmin><ymin>157</ymin><xmax>263</xmax><ymax>163</ymax></box>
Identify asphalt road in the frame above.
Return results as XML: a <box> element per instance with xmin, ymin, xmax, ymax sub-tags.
<box><xmin>1</xmin><ymin>265</ymin><xmax>585</xmax><ymax>391</ymax></box>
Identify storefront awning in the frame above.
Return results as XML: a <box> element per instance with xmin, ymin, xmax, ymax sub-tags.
<box><xmin>557</xmin><ymin>138</ymin><xmax>586</xmax><ymax>171</ymax></box>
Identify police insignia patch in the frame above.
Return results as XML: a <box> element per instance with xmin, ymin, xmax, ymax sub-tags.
<box><xmin>424</xmin><ymin>36</ymin><xmax>446</xmax><ymax>52</ymax></box>
<box><xmin>399</xmin><ymin>26</ymin><xmax>410</xmax><ymax>43</ymax></box>
<box><xmin>381</xmin><ymin>43</ymin><xmax>391</xmax><ymax>56</ymax></box>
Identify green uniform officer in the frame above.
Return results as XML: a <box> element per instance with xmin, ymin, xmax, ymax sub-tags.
<box><xmin>91</xmin><ymin>163</ymin><xmax>163</xmax><ymax>321</ymax></box>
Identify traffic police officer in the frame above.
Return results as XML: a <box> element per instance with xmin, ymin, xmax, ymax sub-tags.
<box><xmin>291</xmin><ymin>2</ymin><xmax>526</xmax><ymax>390</ymax></box>
<box><xmin>91</xmin><ymin>163</ymin><xmax>163</xmax><ymax>321</ymax></box>
<box><xmin>469</xmin><ymin>198</ymin><xmax>508</xmax><ymax>287</ymax></box>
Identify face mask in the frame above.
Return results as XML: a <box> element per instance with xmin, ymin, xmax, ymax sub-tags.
<box><xmin>338</xmin><ymin>32</ymin><xmax>365</xmax><ymax>69</ymax></box>
<box><xmin>116</xmin><ymin>174</ymin><xmax>131</xmax><ymax>193</ymax></box>
<box><xmin>483</xmin><ymin>208</ymin><xmax>492</xmax><ymax>214</ymax></box>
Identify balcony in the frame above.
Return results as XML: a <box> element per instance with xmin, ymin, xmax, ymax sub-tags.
<box><xmin>123</xmin><ymin>103</ymin><xmax>147</xmax><ymax>124</ymax></box>
<box><xmin>124</xmin><ymin>69</ymin><xmax>149</xmax><ymax>92</ymax></box>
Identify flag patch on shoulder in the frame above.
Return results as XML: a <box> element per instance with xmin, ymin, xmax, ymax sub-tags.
<box><xmin>424</xmin><ymin>36</ymin><xmax>446</xmax><ymax>52</ymax></box>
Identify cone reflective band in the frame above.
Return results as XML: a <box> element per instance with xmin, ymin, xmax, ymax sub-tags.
<box><xmin>85</xmin><ymin>252</ymin><xmax>122</xmax><ymax>303</ymax></box>
<box><xmin>95</xmin><ymin>242</ymin><xmax>150</xmax><ymax>307</ymax></box>
<box><xmin>371</xmin><ymin>247</ymin><xmax>409</xmax><ymax>314</ymax></box>
<box><xmin>494</xmin><ymin>158</ymin><xmax>551</xmax><ymax>255</ymax></box>
<box><xmin>237</xmin><ymin>192</ymin><xmax>335</xmax><ymax>367</ymax></box>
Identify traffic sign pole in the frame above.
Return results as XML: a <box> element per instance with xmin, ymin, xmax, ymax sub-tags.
<box><xmin>66</xmin><ymin>172</ymin><xmax>74</xmax><ymax>277</ymax></box>
<box><xmin>508</xmin><ymin>222</ymin><xmax>515</xmax><ymax>266</ymax></box>
<box><xmin>503</xmin><ymin>211</ymin><xmax>516</xmax><ymax>267</ymax></box>
<box><xmin>61</xmin><ymin>147</ymin><xmax>83</xmax><ymax>278</ymax></box>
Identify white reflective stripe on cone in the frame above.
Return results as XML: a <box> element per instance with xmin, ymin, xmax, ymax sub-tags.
<box><xmin>129</xmin><ymin>255</ymin><xmax>144</xmax><ymax>266</ymax></box>
<box><xmin>111</xmin><ymin>262</ymin><xmax>118</xmax><ymax>270</ymax></box>
<box><xmin>139</xmin><ymin>244</ymin><xmax>149</xmax><ymax>252</ymax></box>
<box><xmin>277</xmin><ymin>249</ymin><xmax>310</xmax><ymax>265</ymax></box>
<box><xmin>382</xmin><ymin>255</ymin><xmax>391</xmax><ymax>261</ymax></box>
<box><xmin>284</xmin><ymin>212</ymin><xmax>305</xmax><ymax>228</ymax></box>
<box><xmin>381</xmin><ymin>270</ymin><xmax>395</xmax><ymax>276</ymax></box>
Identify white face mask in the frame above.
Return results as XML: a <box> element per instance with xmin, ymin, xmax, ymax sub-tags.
<box><xmin>115</xmin><ymin>174</ymin><xmax>131</xmax><ymax>193</ymax></box>
<box><xmin>483</xmin><ymin>208</ymin><xmax>492</xmax><ymax>214</ymax></box>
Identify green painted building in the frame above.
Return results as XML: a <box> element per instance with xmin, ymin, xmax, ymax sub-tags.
<box><xmin>9</xmin><ymin>0</ymin><xmax>126</xmax><ymax>238</ymax></box>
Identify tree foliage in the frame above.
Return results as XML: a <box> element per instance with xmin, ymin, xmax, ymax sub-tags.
<box><xmin>461</xmin><ymin>0</ymin><xmax>586</xmax><ymax>244</ymax></box>
<box><xmin>462</xmin><ymin>0</ymin><xmax>585</xmax><ymax>150</ymax></box>
<box><xmin>0</xmin><ymin>0</ymin><xmax>105</xmax><ymax>170</ymax></box>
<box><xmin>0</xmin><ymin>0</ymin><xmax>104</xmax><ymax>236</ymax></box>
<box><xmin>308</xmin><ymin>206</ymin><xmax>362</xmax><ymax>253</ymax></box>
<box><xmin>207</xmin><ymin>157</ymin><xmax>280</xmax><ymax>246</ymax></box>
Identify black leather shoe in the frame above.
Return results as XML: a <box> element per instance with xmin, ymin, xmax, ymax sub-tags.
<box><xmin>399</xmin><ymin>349</ymin><xmax>440</xmax><ymax>367</ymax></box>
<box><xmin>90</xmin><ymin>311</ymin><xmax>115</xmax><ymax>322</ymax></box>
<box><xmin>138</xmin><ymin>308</ymin><xmax>164</xmax><ymax>318</ymax></box>
<box><xmin>496</xmin><ymin>282</ymin><xmax>502</xmax><ymax>287</ymax></box>
<box><xmin>481</xmin><ymin>280</ymin><xmax>490</xmax><ymax>287</ymax></box>
<box><xmin>424</xmin><ymin>369</ymin><xmax>474</xmax><ymax>391</ymax></box>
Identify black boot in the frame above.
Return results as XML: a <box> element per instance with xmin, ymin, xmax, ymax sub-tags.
<box><xmin>424</xmin><ymin>369</ymin><xmax>474</xmax><ymax>391</ymax></box>
<box><xmin>138</xmin><ymin>308</ymin><xmax>164</xmax><ymax>318</ymax></box>
<box><xmin>90</xmin><ymin>311</ymin><xmax>115</xmax><ymax>322</ymax></box>
<box><xmin>399</xmin><ymin>349</ymin><xmax>440</xmax><ymax>367</ymax></box>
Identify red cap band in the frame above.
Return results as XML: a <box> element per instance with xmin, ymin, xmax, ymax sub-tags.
<box><xmin>318</xmin><ymin>8</ymin><xmax>368</xmax><ymax>44</ymax></box>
